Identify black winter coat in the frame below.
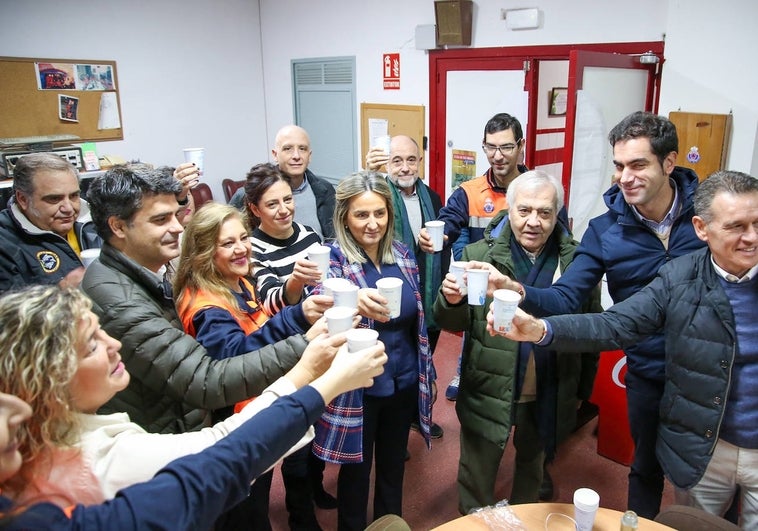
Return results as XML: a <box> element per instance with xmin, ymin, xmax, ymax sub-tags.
<box><xmin>546</xmin><ymin>248</ymin><xmax>739</xmax><ymax>488</ymax></box>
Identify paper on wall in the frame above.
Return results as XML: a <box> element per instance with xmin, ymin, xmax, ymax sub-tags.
<box><xmin>98</xmin><ymin>92</ymin><xmax>121</xmax><ymax>130</ymax></box>
<box><xmin>368</xmin><ymin>118</ymin><xmax>389</xmax><ymax>148</ymax></box>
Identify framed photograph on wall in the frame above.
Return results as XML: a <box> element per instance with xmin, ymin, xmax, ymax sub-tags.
<box><xmin>549</xmin><ymin>87</ymin><xmax>568</xmax><ymax>116</ymax></box>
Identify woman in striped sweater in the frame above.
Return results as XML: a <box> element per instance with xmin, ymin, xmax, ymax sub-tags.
<box><xmin>244</xmin><ymin>163</ymin><xmax>325</xmax><ymax>316</ymax></box>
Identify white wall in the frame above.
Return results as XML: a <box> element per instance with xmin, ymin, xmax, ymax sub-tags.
<box><xmin>2</xmin><ymin>0</ymin><xmax>756</xmax><ymax>194</ymax></box>
<box><xmin>0</xmin><ymin>0</ymin><xmax>268</xmax><ymax>200</ymax></box>
<box><xmin>259</xmin><ymin>0</ymin><xmax>668</xmax><ymax>163</ymax></box>
<box><xmin>259</xmin><ymin>0</ymin><xmax>756</xmax><ymax>175</ymax></box>
<box><xmin>659</xmin><ymin>0</ymin><xmax>757</xmax><ymax>174</ymax></box>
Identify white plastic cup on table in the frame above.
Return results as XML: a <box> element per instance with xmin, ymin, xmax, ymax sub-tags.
<box><xmin>373</xmin><ymin>135</ymin><xmax>391</xmax><ymax>155</ymax></box>
<box><xmin>346</xmin><ymin>328</ymin><xmax>379</xmax><ymax>352</ymax></box>
<box><xmin>376</xmin><ymin>277</ymin><xmax>403</xmax><ymax>318</ymax></box>
<box><xmin>307</xmin><ymin>244</ymin><xmax>331</xmax><ymax>283</ymax></box>
<box><xmin>449</xmin><ymin>261</ymin><xmax>468</xmax><ymax>295</ymax></box>
<box><xmin>425</xmin><ymin>220</ymin><xmax>445</xmax><ymax>252</ymax></box>
<box><xmin>573</xmin><ymin>487</ymin><xmax>600</xmax><ymax>531</ymax></box>
<box><xmin>80</xmin><ymin>248</ymin><xmax>101</xmax><ymax>269</ymax></box>
<box><xmin>492</xmin><ymin>289</ymin><xmax>521</xmax><ymax>333</ymax></box>
<box><xmin>182</xmin><ymin>148</ymin><xmax>205</xmax><ymax>179</ymax></box>
<box><xmin>331</xmin><ymin>283</ymin><xmax>359</xmax><ymax>310</ymax></box>
<box><xmin>324</xmin><ymin>306</ymin><xmax>355</xmax><ymax>335</ymax></box>
<box><xmin>466</xmin><ymin>269</ymin><xmax>489</xmax><ymax>306</ymax></box>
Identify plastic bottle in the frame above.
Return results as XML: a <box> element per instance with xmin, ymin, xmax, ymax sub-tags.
<box><xmin>620</xmin><ymin>510</ymin><xmax>638</xmax><ymax>531</ymax></box>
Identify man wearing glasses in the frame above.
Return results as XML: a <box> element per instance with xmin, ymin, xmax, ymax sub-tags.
<box><xmin>418</xmin><ymin>113</ymin><xmax>528</xmax><ymax>409</ymax></box>
<box><xmin>366</xmin><ymin>135</ymin><xmax>446</xmax><ymax>351</ymax></box>
<box><xmin>419</xmin><ymin>112</ymin><xmax>526</xmax><ymax>260</ymax></box>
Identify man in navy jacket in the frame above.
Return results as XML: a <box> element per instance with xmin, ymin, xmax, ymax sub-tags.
<box><xmin>0</xmin><ymin>153</ymin><xmax>100</xmax><ymax>292</ymax></box>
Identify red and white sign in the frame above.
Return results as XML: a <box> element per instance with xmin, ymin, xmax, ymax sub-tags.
<box><xmin>383</xmin><ymin>53</ymin><xmax>400</xmax><ymax>90</ymax></box>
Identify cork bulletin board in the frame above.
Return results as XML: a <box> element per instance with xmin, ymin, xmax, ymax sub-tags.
<box><xmin>0</xmin><ymin>56</ymin><xmax>123</xmax><ymax>143</ymax></box>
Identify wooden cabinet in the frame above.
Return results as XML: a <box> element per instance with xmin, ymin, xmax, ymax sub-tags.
<box><xmin>669</xmin><ymin>111</ymin><xmax>732</xmax><ymax>181</ymax></box>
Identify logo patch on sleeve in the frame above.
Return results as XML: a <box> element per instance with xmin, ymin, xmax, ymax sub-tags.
<box><xmin>37</xmin><ymin>251</ymin><xmax>61</xmax><ymax>273</ymax></box>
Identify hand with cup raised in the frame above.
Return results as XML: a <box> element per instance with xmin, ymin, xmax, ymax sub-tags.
<box><xmin>417</xmin><ymin>227</ymin><xmax>449</xmax><ymax>255</ymax></box>
<box><xmin>357</xmin><ymin>288</ymin><xmax>391</xmax><ymax>323</ymax></box>
<box><xmin>285</xmin><ymin>332</ymin><xmax>348</xmax><ymax>387</ymax></box>
<box><xmin>440</xmin><ymin>271</ymin><xmax>466</xmax><ymax>305</ymax></box>
<box><xmin>365</xmin><ymin>146</ymin><xmax>390</xmax><ymax>172</ymax></box>
<box><xmin>304</xmin><ymin>314</ymin><xmax>329</xmax><ymax>341</ymax></box>
<box><xmin>301</xmin><ymin>294</ymin><xmax>333</xmax><ymax>326</ymax></box>
<box><xmin>282</xmin><ymin>258</ymin><xmax>323</xmax><ymax>305</ymax></box>
<box><xmin>173</xmin><ymin>162</ymin><xmax>201</xmax><ymax>199</ymax></box>
<box><xmin>310</xmin><ymin>341</ymin><xmax>388</xmax><ymax>400</ymax></box>
<box><xmin>486</xmin><ymin>304</ymin><xmax>546</xmax><ymax>343</ymax></box>
<box><xmin>466</xmin><ymin>260</ymin><xmax>523</xmax><ymax>298</ymax></box>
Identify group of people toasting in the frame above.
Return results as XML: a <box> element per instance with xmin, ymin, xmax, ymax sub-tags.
<box><xmin>1</xmin><ymin>110</ymin><xmax>756</xmax><ymax>531</ymax></box>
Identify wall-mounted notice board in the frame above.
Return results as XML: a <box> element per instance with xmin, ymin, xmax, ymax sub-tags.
<box><xmin>0</xmin><ymin>56</ymin><xmax>123</xmax><ymax>144</ymax></box>
<box><xmin>360</xmin><ymin>103</ymin><xmax>425</xmax><ymax>178</ymax></box>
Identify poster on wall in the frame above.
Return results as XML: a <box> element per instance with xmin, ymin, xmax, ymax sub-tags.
<box><xmin>36</xmin><ymin>63</ymin><xmax>76</xmax><ymax>89</ymax></box>
<box><xmin>451</xmin><ymin>149</ymin><xmax>477</xmax><ymax>192</ymax></box>
<box><xmin>36</xmin><ymin>62</ymin><xmax>115</xmax><ymax>90</ymax></box>
<box><xmin>383</xmin><ymin>53</ymin><xmax>400</xmax><ymax>90</ymax></box>
<box><xmin>75</xmin><ymin>64</ymin><xmax>115</xmax><ymax>90</ymax></box>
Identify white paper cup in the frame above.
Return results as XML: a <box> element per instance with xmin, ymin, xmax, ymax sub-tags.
<box><xmin>376</xmin><ymin>277</ymin><xmax>403</xmax><ymax>318</ymax></box>
<box><xmin>182</xmin><ymin>147</ymin><xmax>205</xmax><ymax>177</ymax></box>
<box><xmin>346</xmin><ymin>328</ymin><xmax>379</xmax><ymax>352</ymax></box>
<box><xmin>573</xmin><ymin>488</ymin><xmax>600</xmax><ymax>531</ymax></box>
<box><xmin>492</xmin><ymin>289</ymin><xmax>521</xmax><ymax>333</ymax></box>
<box><xmin>425</xmin><ymin>220</ymin><xmax>445</xmax><ymax>252</ymax></box>
<box><xmin>323</xmin><ymin>277</ymin><xmax>351</xmax><ymax>297</ymax></box>
<box><xmin>466</xmin><ymin>269</ymin><xmax>489</xmax><ymax>306</ymax></box>
<box><xmin>80</xmin><ymin>248</ymin><xmax>101</xmax><ymax>269</ymax></box>
<box><xmin>449</xmin><ymin>261</ymin><xmax>468</xmax><ymax>295</ymax></box>
<box><xmin>307</xmin><ymin>244</ymin><xmax>331</xmax><ymax>282</ymax></box>
<box><xmin>373</xmin><ymin>135</ymin><xmax>391</xmax><ymax>155</ymax></box>
<box><xmin>325</xmin><ymin>306</ymin><xmax>355</xmax><ymax>335</ymax></box>
<box><xmin>331</xmin><ymin>283</ymin><xmax>359</xmax><ymax>310</ymax></box>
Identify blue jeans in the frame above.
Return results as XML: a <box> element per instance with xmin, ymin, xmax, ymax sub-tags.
<box><xmin>625</xmin><ymin>371</ymin><xmax>665</xmax><ymax>519</ymax></box>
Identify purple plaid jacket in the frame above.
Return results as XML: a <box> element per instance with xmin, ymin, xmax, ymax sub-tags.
<box><xmin>312</xmin><ymin>240</ymin><xmax>433</xmax><ymax>463</ymax></box>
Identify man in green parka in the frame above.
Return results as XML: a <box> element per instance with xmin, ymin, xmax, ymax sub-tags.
<box><xmin>433</xmin><ymin>170</ymin><xmax>601</xmax><ymax>514</ymax></box>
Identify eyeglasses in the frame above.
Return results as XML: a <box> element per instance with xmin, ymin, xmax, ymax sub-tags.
<box><xmin>482</xmin><ymin>141</ymin><xmax>522</xmax><ymax>156</ymax></box>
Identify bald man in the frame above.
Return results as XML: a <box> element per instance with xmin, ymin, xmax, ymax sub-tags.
<box><xmin>231</xmin><ymin>125</ymin><xmax>336</xmax><ymax>240</ymax></box>
<box><xmin>271</xmin><ymin>125</ymin><xmax>336</xmax><ymax>240</ymax></box>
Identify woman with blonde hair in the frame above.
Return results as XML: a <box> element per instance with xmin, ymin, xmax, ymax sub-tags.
<box><xmin>173</xmin><ymin>202</ymin><xmax>332</xmax><ymax>530</ymax></box>
<box><xmin>0</xmin><ymin>285</ymin><xmax>363</xmax><ymax>509</ymax></box>
<box><xmin>174</xmin><ymin>202</ymin><xmax>328</xmax><ymax>358</ymax></box>
<box><xmin>0</xmin><ymin>285</ymin><xmax>386</xmax><ymax>530</ymax></box>
<box><xmin>312</xmin><ymin>171</ymin><xmax>435</xmax><ymax>531</ymax></box>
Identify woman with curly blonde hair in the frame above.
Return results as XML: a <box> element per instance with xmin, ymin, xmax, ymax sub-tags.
<box><xmin>0</xmin><ymin>284</ymin><xmax>343</xmax><ymax>510</ymax></box>
<box><xmin>0</xmin><ymin>285</ymin><xmax>387</xmax><ymax>529</ymax></box>
<box><xmin>0</xmin><ymin>287</ymin><xmax>89</xmax><ymax>500</ymax></box>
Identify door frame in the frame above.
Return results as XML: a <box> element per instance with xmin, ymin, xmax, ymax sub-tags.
<box><xmin>428</xmin><ymin>41</ymin><xmax>665</xmax><ymax>198</ymax></box>
<box><xmin>563</xmin><ymin>50</ymin><xmax>660</xmax><ymax>207</ymax></box>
